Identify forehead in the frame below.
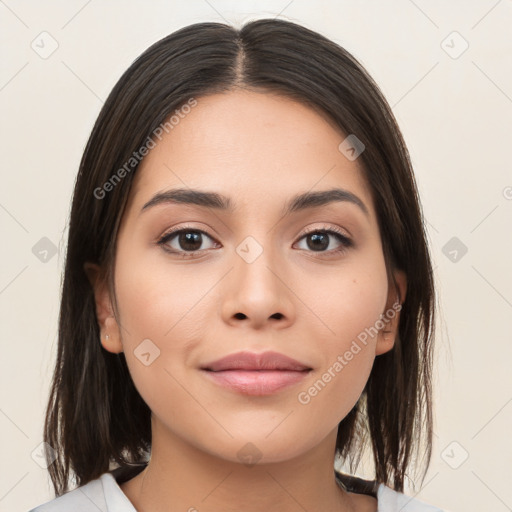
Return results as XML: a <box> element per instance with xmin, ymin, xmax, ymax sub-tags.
<box><xmin>125</xmin><ymin>90</ymin><xmax>375</xmax><ymax>220</ymax></box>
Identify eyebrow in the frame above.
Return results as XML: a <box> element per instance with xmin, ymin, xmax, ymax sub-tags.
<box><xmin>140</xmin><ymin>187</ymin><xmax>370</xmax><ymax>218</ymax></box>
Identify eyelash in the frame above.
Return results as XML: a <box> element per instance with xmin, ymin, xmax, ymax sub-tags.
<box><xmin>156</xmin><ymin>224</ymin><xmax>353</xmax><ymax>259</ymax></box>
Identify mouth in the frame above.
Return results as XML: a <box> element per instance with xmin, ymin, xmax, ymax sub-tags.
<box><xmin>199</xmin><ymin>350</ymin><xmax>313</xmax><ymax>395</ymax></box>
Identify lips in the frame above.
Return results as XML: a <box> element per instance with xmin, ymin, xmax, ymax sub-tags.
<box><xmin>201</xmin><ymin>350</ymin><xmax>312</xmax><ymax>372</ymax></box>
<box><xmin>200</xmin><ymin>351</ymin><xmax>312</xmax><ymax>395</ymax></box>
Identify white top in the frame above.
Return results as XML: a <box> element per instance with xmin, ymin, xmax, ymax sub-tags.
<box><xmin>29</xmin><ymin>472</ymin><xmax>446</xmax><ymax>512</ymax></box>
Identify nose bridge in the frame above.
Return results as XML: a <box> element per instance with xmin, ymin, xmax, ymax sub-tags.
<box><xmin>234</xmin><ymin>231</ymin><xmax>282</xmax><ymax>297</ymax></box>
<box><xmin>230</xmin><ymin>201</ymin><xmax>280</xmax><ymax>274</ymax></box>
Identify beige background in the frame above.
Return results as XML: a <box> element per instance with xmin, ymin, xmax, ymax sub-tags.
<box><xmin>1</xmin><ymin>1</ymin><xmax>511</xmax><ymax>511</ymax></box>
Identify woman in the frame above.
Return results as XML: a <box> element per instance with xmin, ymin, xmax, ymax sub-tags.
<box><xmin>30</xmin><ymin>18</ymin><xmax>443</xmax><ymax>512</ymax></box>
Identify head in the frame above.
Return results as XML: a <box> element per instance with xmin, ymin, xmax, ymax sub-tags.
<box><xmin>44</xmin><ymin>18</ymin><xmax>436</xmax><ymax>496</ymax></box>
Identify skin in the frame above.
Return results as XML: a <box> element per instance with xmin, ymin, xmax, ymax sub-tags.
<box><xmin>85</xmin><ymin>90</ymin><xmax>406</xmax><ymax>512</ymax></box>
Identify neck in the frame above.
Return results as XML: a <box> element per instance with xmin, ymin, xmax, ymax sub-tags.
<box><xmin>119</xmin><ymin>418</ymin><xmax>371</xmax><ymax>512</ymax></box>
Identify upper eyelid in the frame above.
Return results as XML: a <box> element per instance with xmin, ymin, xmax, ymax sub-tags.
<box><xmin>301</xmin><ymin>225</ymin><xmax>349</xmax><ymax>237</ymax></box>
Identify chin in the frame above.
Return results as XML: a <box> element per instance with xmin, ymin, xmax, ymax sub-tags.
<box><xmin>206</xmin><ymin>430</ymin><xmax>320</xmax><ymax>467</ymax></box>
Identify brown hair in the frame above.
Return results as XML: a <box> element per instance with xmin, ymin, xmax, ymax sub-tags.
<box><xmin>43</xmin><ymin>18</ymin><xmax>436</xmax><ymax>496</ymax></box>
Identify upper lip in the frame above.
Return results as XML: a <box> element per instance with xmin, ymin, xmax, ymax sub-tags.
<box><xmin>201</xmin><ymin>351</ymin><xmax>312</xmax><ymax>372</ymax></box>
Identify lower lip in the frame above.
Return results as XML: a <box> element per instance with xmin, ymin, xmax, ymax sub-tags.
<box><xmin>201</xmin><ymin>369</ymin><xmax>311</xmax><ymax>395</ymax></box>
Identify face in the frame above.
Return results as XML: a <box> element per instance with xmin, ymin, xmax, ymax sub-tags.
<box><xmin>86</xmin><ymin>90</ymin><xmax>406</xmax><ymax>465</ymax></box>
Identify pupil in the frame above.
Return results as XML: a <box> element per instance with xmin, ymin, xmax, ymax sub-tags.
<box><xmin>308</xmin><ymin>233</ymin><xmax>328</xmax><ymax>251</ymax></box>
<box><xmin>179</xmin><ymin>232</ymin><xmax>202</xmax><ymax>251</ymax></box>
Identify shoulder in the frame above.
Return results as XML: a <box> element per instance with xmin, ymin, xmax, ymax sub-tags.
<box><xmin>28</xmin><ymin>473</ymin><xmax>123</xmax><ymax>512</ymax></box>
<box><xmin>334</xmin><ymin>471</ymin><xmax>446</xmax><ymax>512</ymax></box>
<box><xmin>376</xmin><ymin>483</ymin><xmax>447</xmax><ymax>512</ymax></box>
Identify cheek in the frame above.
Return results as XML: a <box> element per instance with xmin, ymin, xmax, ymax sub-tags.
<box><xmin>112</xmin><ymin>241</ymin><xmax>217</xmax><ymax>410</ymax></box>
<box><xmin>308</xmin><ymin>246</ymin><xmax>389</xmax><ymax>351</ymax></box>
<box><xmin>294</xmin><ymin>317</ymin><xmax>383</xmax><ymax>432</ymax></box>
<box><xmin>114</xmin><ymin>240</ymin><xmax>208</xmax><ymax>342</ymax></box>
<box><xmin>297</xmin><ymin>251</ymin><xmax>388</xmax><ymax>413</ymax></box>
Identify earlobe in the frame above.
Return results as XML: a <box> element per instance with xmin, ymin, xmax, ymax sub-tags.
<box><xmin>102</xmin><ymin>316</ymin><xmax>124</xmax><ymax>354</ymax></box>
<box><xmin>375</xmin><ymin>269</ymin><xmax>407</xmax><ymax>356</ymax></box>
<box><xmin>83</xmin><ymin>262</ymin><xmax>124</xmax><ymax>354</ymax></box>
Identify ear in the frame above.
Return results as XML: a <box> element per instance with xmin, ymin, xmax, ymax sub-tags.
<box><xmin>375</xmin><ymin>269</ymin><xmax>407</xmax><ymax>356</ymax></box>
<box><xmin>83</xmin><ymin>262</ymin><xmax>124</xmax><ymax>354</ymax></box>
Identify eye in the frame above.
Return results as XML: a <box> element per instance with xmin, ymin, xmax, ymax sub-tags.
<box><xmin>157</xmin><ymin>224</ymin><xmax>353</xmax><ymax>258</ymax></box>
<box><xmin>294</xmin><ymin>226</ymin><xmax>353</xmax><ymax>255</ymax></box>
<box><xmin>157</xmin><ymin>225</ymin><xmax>219</xmax><ymax>257</ymax></box>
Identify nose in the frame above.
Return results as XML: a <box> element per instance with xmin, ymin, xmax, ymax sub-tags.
<box><xmin>220</xmin><ymin>241</ymin><xmax>296</xmax><ymax>330</ymax></box>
